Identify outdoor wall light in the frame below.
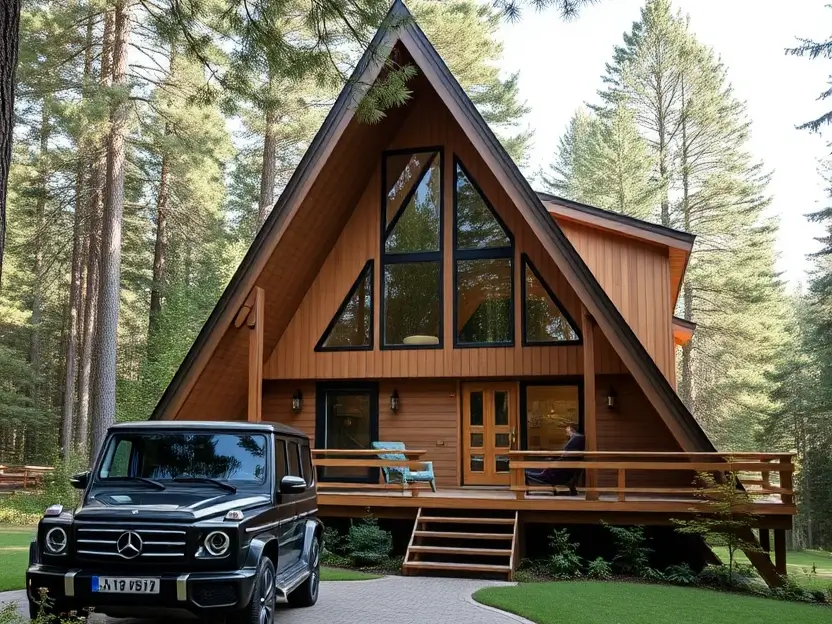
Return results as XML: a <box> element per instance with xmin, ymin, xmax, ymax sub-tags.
<box><xmin>292</xmin><ymin>389</ymin><xmax>303</xmax><ymax>413</ymax></box>
<box><xmin>606</xmin><ymin>389</ymin><xmax>617</xmax><ymax>410</ymax></box>
<box><xmin>390</xmin><ymin>389</ymin><xmax>399</xmax><ymax>413</ymax></box>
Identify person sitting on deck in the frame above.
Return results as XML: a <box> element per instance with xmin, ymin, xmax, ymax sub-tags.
<box><xmin>525</xmin><ymin>423</ymin><xmax>586</xmax><ymax>496</ymax></box>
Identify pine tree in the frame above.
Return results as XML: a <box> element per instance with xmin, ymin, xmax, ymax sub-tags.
<box><xmin>540</xmin><ymin>107</ymin><xmax>597</xmax><ymax>202</ymax></box>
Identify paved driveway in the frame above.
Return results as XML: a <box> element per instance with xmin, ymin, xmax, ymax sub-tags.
<box><xmin>1</xmin><ymin>576</ymin><xmax>532</xmax><ymax>623</ymax></box>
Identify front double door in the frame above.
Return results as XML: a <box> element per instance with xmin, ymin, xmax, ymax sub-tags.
<box><xmin>462</xmin><ymin>383</ymin><xmax>518</xmax><ymax>486</ymax></box>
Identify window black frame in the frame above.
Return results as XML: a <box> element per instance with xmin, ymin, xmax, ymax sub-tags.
<box><xmin>314</xmin><ymin>259</ymin><xmax>374</xmax><ymax>352</ymax></box>
<box><xmin>314</xmin><ymin>381</ymin><xmax>380</xmax><ymax>483</ymax></box>
<box><xmin>380</xmin><ymin>146</ymin><xmax>445</xmax><ymax>350</ymax></box>
<box><xmin>518</xmin><ymin>379</ymin><xmax>584</xmax><ymax>451</ymax></box>
<box><xmin>452</xmin><ymin>155</ymin><xmax>515</xmax><ymax>348</ymax></box>
<box><xmin>520</xmin><ymin>253</ymin><xmax>583</xmax><ymax>346</ymax></box>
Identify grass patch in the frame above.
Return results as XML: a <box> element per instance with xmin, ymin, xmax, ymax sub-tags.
<box><xmin>474</xmin><ymin>581</ymin><xmax>832</xmax><ymax>624</ymax></box>
<box><xmin>712</xmin><ymin>547</ymin><xmax>832</xmax><ymax>591</ymax></box>
<box><xmin>320</xmin><ymin>567</ymin><xmax>381</xmax><ymax>581</ymax></box>
<box><xmin>0</xmin><ymin>548</ymin><xmax>29</xmax><ymax>592</ymax></box>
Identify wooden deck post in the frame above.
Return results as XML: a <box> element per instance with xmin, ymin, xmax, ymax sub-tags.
<box><xmin>759</xmin><ymin>528</ymin><xmax>770</xmax><ymax>553</ymax></box>
<box><xmin>247</xmin><ymin>286</ymin><xmax>265</xmax><ymax>423</ymax></box>
<box><xmin>773</xmin><ymin>529</ymin><xmax>787</xmax><ymax>576</ymax></box>
<box><xmin>582</xmin><ymin>306</ymin><xmax>598</xmax><ymax>501</ymax></box>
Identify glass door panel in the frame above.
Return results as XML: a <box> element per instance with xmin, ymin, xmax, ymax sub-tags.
<box><xmin>316</xmin><ymin>383</ymin><xmax>378</xmax><ymax>482</ymax></box>
<box><xmin>462</xmin><ymin>383</ymin><xmax>517</xmax><ymax>485</ymax></box>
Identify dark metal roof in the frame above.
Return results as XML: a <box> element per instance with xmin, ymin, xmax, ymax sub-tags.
<box><xmin>150</xmin><ymin>0</ymin><xmax>714</xmax><ymax>453</ymax></box>
<box><xmin>672</xmin><ymin>316</ymin><xmax>697</xmax><ymax>332</ymax></box>
<box><xmin>536</xmin><ymin>191</ymin><xmax>696</xmax><ymax>246</ymax></box>
<box><xmin>111</xmin><ymin>420</ymin><xmax>308</xmax><ymax>438</ymax></box>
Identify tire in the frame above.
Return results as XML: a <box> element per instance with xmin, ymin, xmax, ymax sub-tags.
<box><xmin>288</xmin><ymin>536</ymin><xmax>320</xmax><ymax>608</ymax></box>
<box><xmin>228</xmin><ymin>556</ymin><xmax>276</xmax><ymax>624</ymax></box>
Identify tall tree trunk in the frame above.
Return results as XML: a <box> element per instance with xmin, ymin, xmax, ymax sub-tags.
<box><xmin>0</xmin><ymin>0</ymin><xmax>21</xmax><ymax>286</ymax></box>
<box><xmin>61</xmin><ymin>17</ymin><xmax>95</xmax><ymax>459</ymax></box>
<box><xmin>148</xmin><ymin>129</ymin><xmax>170</xmax><ymax>345</ymax></box>
<box><xmin>677</xmin><ymin>80</ymin><xmax>694</xmax><ymax>410</ymax></box>
<box><xmin>258</xmin><ymin>98</ymin><xmax>278</xmax><ymax>228</ymax></box>
<box><xmin>78</xmin><ymin>9</ymin><xmax>114</xmax><ymax>459</ymax></box>
<box><xmin>91</xmin><ymin>4</ymin><xmax>129</xmax><ymax>461</ymax></box>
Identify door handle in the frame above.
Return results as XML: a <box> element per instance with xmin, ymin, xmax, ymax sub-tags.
<box><xmin>510</xmin><ymin>428</ymin><xmax>517</xmax><ymax>447</ymax></box>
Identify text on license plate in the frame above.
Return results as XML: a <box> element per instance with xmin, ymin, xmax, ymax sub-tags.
<box><xmin>92</xmin><ymin>577</ymin><xmax>159</xmax><ymax>594</ymax></box>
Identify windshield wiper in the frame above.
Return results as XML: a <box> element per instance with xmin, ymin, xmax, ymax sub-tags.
<box><xmin>171</xmin><ymin>477</ymin><xmax>237</xmax><ymax>494</ymax></box>
<box><xmin>101</xmin><ymin>476</ymin><xmax>166</xmax><ymax>490</ymax></box>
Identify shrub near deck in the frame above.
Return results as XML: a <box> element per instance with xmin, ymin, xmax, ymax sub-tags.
<box><xmin>474</xmin><ymin>582</ymin><xmax>832</xmax><ymax>624</ymax></box>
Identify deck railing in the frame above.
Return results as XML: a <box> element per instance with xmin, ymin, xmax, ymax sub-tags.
<box><xmin>311</xmin><ymin>449</ymin><xmax>432</xmax><ymax>494</ymax></box>
<box><xmin>507</xmin><ymin>451</ymin><xmax>795</xmax><ymax>505</ymax></box>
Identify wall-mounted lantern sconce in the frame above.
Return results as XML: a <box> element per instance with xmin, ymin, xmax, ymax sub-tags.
<box><xmin>292</xmin><ymin>389</ymin><xmax>303</xmax><ymax>413</ymax></box>
<box><xmin>606</xmin><ymin>388</ymin><xmax>617</xmax><ymax>410</ymax></box>
<box><xmin>390</xmin><ymin>389</ymin><xmax>399</xmax><ymax>414</ymax></box>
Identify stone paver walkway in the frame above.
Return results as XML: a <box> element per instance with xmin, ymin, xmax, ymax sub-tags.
<box><xmin>2</xmin><ymin>576</ymin><xmax>532</xmax><ymax>623</ymax></box>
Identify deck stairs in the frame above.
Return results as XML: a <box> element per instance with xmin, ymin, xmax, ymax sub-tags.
<box><xmin>402</xmin><ymin>508</ymin><xmax>519</xmax><ymax>580</ymax></box>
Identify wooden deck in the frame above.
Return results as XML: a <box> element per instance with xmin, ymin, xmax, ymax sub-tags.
<box><xmin>312</xmin><ymin>449</ymin><xmax>796</xmax><ymax>529</ymax></box>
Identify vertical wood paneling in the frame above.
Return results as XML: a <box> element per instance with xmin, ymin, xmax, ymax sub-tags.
<box><xmin>557</xmin><ymin>220</ymin><xmax>675</xmax><ymax>382</ymax></box>
<box><xmin>265</xmin><ymin>89</ymin><xmax>628</xmax><ymax>380</ymax></box>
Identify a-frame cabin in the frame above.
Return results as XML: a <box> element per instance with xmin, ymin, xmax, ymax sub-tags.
<box><xmin>152</xmin><ymin>1</ymin><xmax>795</xmax><ymax>584</ymax></box>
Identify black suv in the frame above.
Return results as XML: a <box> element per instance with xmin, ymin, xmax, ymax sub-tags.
<box><xmin>26</xmin><ymin>421</ymin><xmax>322</xmax><ymax>623</ymax></box>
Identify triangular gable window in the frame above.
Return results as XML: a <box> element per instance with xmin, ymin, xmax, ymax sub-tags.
<box><xmin>455</xmin><ymin>161</ymin><xmax>512</xmax><ymax>250</ymax></box>
<box><xmin>316</xmin><ymin>261</ymin><xmax>374</xmax><ymax>351</ymax></box>
<box><xmin>522</xmin><ymin>254</ymin><xmax>581</xmax><ymax>345</ymax></box>
<box><xmin>384</xmin><ymin>151</ymin><xmax>441</xmax><ymax>254</ymax></box>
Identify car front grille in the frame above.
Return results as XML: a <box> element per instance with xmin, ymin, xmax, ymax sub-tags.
<box><xmin>75</xmin><ymin>525</ymin><xmax>187</xmax><ymax>562</ymax></box>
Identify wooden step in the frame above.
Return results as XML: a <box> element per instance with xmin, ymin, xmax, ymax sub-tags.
<box><xmin>403</xmin><ymin>561</ymin><xmax>511</xmax><ymax>573</ymax></box>
<box><xmin>408</xmin><ymin>545</ymin><xmax>512</xmax><ymax>556</ymax></box>
<box><xmin>414</xmin><ymin>530</ymin><xmax>514</xmax><ymax>540</ymax></box>
<box><xmin>418</xmin><ymin>516</ymin><xmax>515</xmax><ymax>524</ymax></box>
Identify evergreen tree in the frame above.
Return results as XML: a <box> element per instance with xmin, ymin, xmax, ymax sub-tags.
<box><xmin>540</xmin><ymin>107</ymin><xmax>597</xmax><ymax>202</ymax></box>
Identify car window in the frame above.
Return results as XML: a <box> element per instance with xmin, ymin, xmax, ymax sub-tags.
<box><xmin>288</xmin><ymin>441</ymin><xmax>302</xmax><ymax>479</ymax></box>
<box><xmin>301</xmin><ymin>444</ymin><xmax>314</xmax><ymax>486</ymax></box>
<box><xmin>104</xmin><ymin>439</ymin><xmax>132</xmax><ymax>477</ymax></box>
<box><xmin>275</xmin><ymin>439</ymin><xmax>287</xmax><ymax>480</ymax></box>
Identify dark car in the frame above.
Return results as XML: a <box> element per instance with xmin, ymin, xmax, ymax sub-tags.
<box><xmin>26</xmin><ymin>421</ymin><xmax>322</xmax><ymax>623</ymax></box>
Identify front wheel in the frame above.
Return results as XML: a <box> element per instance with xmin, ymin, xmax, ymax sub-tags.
<box><xmin>228</xmin><ymin>556</ymin><xmax>276</xmax><ymax>624</ymax></box>
<box><xmin>288</xmin><ymin>536</ymin><xmax>320</xmax><ymax>608</ymax></box>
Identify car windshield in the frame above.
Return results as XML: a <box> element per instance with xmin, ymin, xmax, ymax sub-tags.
<box><xmin>97</xmin><ymin>432</ymin><xmax>269</xmax><ymax>486</ymax></box>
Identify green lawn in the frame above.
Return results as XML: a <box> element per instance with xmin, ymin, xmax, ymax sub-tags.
<box><xmin>320</xmin><ymin>567</ymin><xmax>380</xmax><ymax>581</ymax></box>
<box><xmin>475</xmin><ymin>581</ymin><xmax>832</xmax><ymax>624</ymax></box>
<box><xmin>0</xmin><ymin>527</ymin><xmax>377</xmax><ymax>592</ymax></box>
<box><xmin>0</xmin><ymin>527</ymin><xmax>34</xmax><ymax>592</ymax></box>
<box><xmin>713</xmin><ymin>547</ymin><xmax>832</xmax><ymax>590</ymax></box>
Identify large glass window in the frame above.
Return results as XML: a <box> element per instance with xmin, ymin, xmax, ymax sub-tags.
<box><xmin>454</xmin><ymin>158</ymin><xmax>514</xmax><ymax>346</ymax></box>
<box><xmin>316</xmin><ymin>260</ymin><xmax>373</xmax><ymax>351</ymax></box>
<box><xmin>523</xmin><ymin>385</ymin><xmax>580</xmax><ymax>451</ymax></box>
<box><xmin>381</xmin><ymin>149</ymin><xmax>443</xmax><ymax>348</ymax></box>
<box><xmin>522</xmin><ymin>254</ymin><xmax>580</xmax><ymax>344</ymax></box>
<box><xmin>315</xmin><ymin>384</ymin><xmax>379</xmax><ymax>482</ymax></box>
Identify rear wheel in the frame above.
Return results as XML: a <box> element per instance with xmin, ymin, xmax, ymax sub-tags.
<box><xmin>288</xmin><ymin>535</ymin><xmax>320</xmax><ymax>608</ymax></box>
<box><xmin>228</xmin><ymin>556</ymin><xmax>276</xmax><ymax>624</ymax></box>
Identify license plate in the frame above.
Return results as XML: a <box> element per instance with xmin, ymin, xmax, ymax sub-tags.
<box><xmin>92</xmin><ymin>577</ymin><xmax>159</xmax><ymax>594</ymax></box>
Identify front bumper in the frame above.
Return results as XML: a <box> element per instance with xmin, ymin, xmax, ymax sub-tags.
<box><xmin>27</xmin><ymin>564</ymin><xmax>257</xmax><ymax>618</ymax></box>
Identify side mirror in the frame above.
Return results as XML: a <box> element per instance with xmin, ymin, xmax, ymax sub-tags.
<box><xmin>279</xmin><ymin>475</ymin><xmax>306</xmax><ymax>495</ymax></box>
<box><xmin>70</xmin><ymin>471</ymin><xmax>89</xmax><ymax>490</ymax></box>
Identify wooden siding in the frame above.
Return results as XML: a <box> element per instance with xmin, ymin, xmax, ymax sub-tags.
<box><xmin>262</xmin><ymin>379</ymin><xmax>459</xmax><ymax>487</ymax></box>
<box><xmin>266</xmin><ymin>90</ymin><xmax>626</xmax><ymax>380</ymax></box>
<box><xmin>558</xmin><ymin>220</ymin><xmax>676</xmax><ymax>384</ymax></box>
<box><xmin>262</xmin><ymin>376</ymin><xmax>688</xmax><ymax>490</ymax></box>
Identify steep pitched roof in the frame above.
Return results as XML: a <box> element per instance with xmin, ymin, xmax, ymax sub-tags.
<box><xmin>151</xmin><ymin>0</ymin><xmax>714</xmax><ymax>453</ymax></box>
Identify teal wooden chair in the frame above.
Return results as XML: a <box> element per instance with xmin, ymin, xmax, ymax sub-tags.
<box><xmin>371</xmin><ymin>441</ymin><xmax>436</xmax><ymax>492</ymax></box>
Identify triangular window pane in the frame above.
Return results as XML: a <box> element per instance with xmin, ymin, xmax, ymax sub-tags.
<box><xmin>385</xmin><ymin>152</ymin><xmax>441</xmax><ymax>253</ymax></box>
<box><xmin>455</xmin><ymin>163</ymin><xmax>511</xmax><ymax>250</ymax></box>
<box><xmin>317</xmin><ymin>262</ymin><xmax>373</xmax><ymax>350</ymax></box>
<box><xmin>524</xmin><ymin>259</ymin><xmax>580</xmax><ymax>343</ymax></box>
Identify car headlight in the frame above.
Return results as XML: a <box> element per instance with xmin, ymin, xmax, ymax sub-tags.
<box><xmin>45</xmin><ymin>527</ymin><xmax>68</xmax><ymax>554</ymax></box>
<box><xmin>204</xmin><ymin>531</ymin><xmax>230</xmax><ymax>557</ymax></box>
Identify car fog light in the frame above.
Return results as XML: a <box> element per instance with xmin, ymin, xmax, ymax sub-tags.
<box><xmin>45</xmin><ymin>527</ymin><xmax>68</xmax><ymax>554</ymax></box>
<box><xmin>204</xmin><ymin>531</ymin><xmax>230</xmax><ymax>557</ymax></box>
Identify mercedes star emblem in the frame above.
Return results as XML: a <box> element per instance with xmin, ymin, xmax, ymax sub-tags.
<box><xmin>116</xmin><ymin>531</ymin><xmax>143</xmax><ymax>559</ymax></box>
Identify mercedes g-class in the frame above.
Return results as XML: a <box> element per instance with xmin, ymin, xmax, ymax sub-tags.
<box><xmin>26</xmin><ymin>421</ymin><xmax>321</xmax><ymax>623</ymax></box>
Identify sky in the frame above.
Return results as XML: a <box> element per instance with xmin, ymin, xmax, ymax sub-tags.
<box><xmin>496</xmin><ymin>0</ymin><xmax>832</xmax><ymax>287</ymax></box>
